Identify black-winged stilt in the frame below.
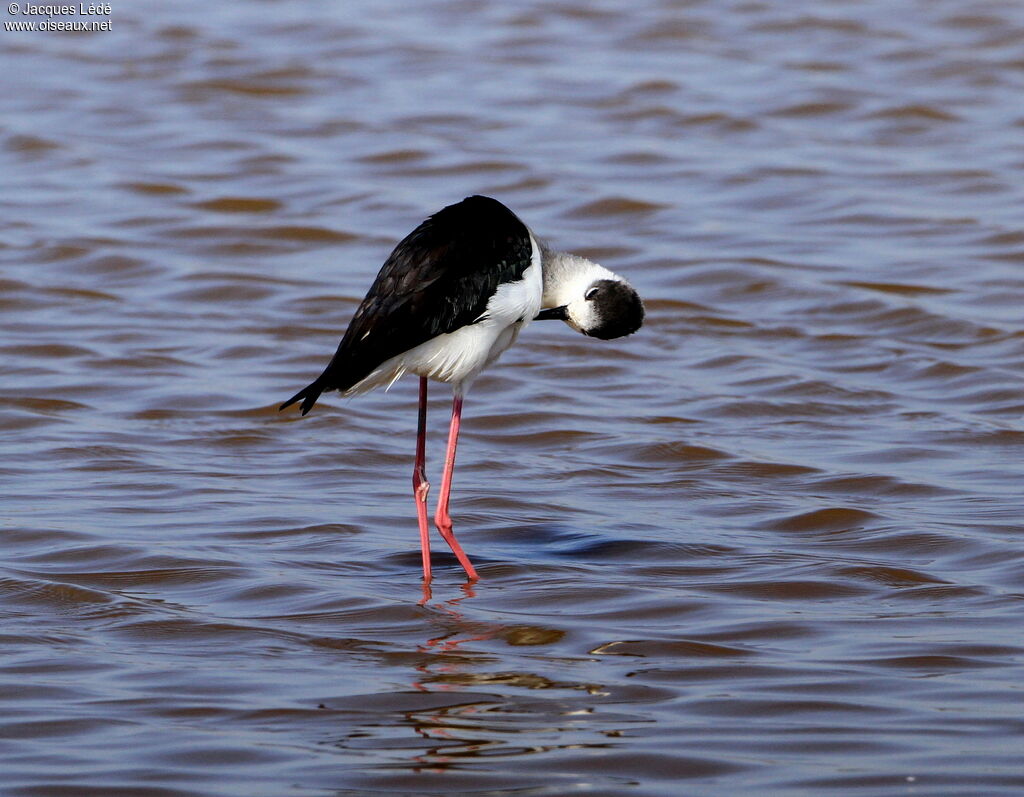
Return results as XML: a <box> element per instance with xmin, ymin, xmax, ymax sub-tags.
<box><xmin>280</xmin><ymin>195</ymin><xmax>643</xmax><ymax>583</ymax></box>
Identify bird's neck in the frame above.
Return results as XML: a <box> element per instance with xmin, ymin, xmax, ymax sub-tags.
<box><xmin>541</xmin><ymin>250</ymin><xmax>617</xmax><ymax>308</ymax></box>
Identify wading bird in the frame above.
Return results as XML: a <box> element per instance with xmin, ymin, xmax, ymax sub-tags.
<box><xmin>280</xmin><ymin>195</ymin><xmax>643</xmax><ymax>583</ymax></box>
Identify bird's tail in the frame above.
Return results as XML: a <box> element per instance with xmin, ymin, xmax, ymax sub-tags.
<box><xmin>279</xmin><ymin>377</ymin><xmax>327</xmax><ymax>416</ymax></box>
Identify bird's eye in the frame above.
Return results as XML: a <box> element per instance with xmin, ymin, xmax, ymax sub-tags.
<box><xmin>585</xmin><ymin>286</ymin><xmax>599</xmax><ymax>300</ymax></box>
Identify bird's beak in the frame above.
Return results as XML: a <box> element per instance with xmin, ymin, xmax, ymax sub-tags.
<box><xmin>535</xmin><ymin>306</ymin><xmax>568</xmax><ymax>321</ymax></box>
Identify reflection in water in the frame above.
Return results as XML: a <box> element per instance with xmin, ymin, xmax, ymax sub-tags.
<box><xmin>411</xmin><ymin>585</ymin><xmax>553</xmax><ymax>772</ymax></box>
<box><xmin>374</xmin><ymin>583</ymin><xmax>614</xmax><ymax>780</ymax></box>
<box><xmin>415</xmin><ymin>582</ymin><xmax>490</xmax><ymax>675</ymax></box>
<box><xmin>412</xmin><ymin>596</ymin><xmax>495</xmax><ymax>775</ymax></box>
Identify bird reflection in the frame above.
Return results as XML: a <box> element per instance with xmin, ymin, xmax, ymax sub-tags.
<box><xmin>409</xmin><ymin>581</ymin><xmax>499</xmax><ymax>771</ymax></box>
<box><xmin>413</xmin><ymin>580</ymin><xmax>493</xmax><ymax>687</ymax></box>
<box><xmin>314</xmin><ymin>582</ymin><xmax>603</xmax><ymax>778</ymax></box>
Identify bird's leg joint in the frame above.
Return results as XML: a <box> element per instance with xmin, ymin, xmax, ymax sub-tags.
<box><xmin>413</xmin><ymin>464</ymin><xmax>429</xmax><ymax>501</ymax></box>
<box><xmin>434</xmin><ymin>507</ymin><xmax>451</xmax><ymax>534</ymax></box>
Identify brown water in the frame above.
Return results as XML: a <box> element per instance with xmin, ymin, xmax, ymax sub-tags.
<box><xmin>3</xmin><ymin>1</ymin><xmax>1024</xmax><ymax>795</ymax></box>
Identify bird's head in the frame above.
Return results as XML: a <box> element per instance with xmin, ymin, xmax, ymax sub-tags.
<box><xmin>536</xmin><ymin>253</ymin><xmax>644</xmax><ymax>340</ymax></box>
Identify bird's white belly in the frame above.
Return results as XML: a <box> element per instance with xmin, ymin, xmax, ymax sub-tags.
<box><xmin>347</xmin><ymin>234</ymin><xmax>543</xmax><ymax>396</ymax></box>
<box><xmin>404</xmin><ymin>318</ymin><xmax>523</xmax><ymax>386</ymax></box>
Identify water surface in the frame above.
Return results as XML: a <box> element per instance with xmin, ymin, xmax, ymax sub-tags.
<box><xmin>2</xmin><ymin>1</ymin><xmax>1024</xmax><ymax>795</ymax></box>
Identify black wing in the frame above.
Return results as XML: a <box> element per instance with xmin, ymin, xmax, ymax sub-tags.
<box><xmin>281</xmin><ymin>196</ymin><xmax>533</xmax><ymax>415</ymax></box>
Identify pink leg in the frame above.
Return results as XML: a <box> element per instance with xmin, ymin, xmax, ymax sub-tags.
<box><xmin>413</xmin><ymin>377</ymin><xmax>432</xmax><ymax>583</ymax></box>
<box><xmin>434</xmin><ymin>394</ymin><xmax>479</xmax><ymax>581</ymax></box>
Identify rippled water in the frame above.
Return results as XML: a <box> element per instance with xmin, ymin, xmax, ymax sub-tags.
<box><xmin>3</xmin><ymin>1</ymin><xmax>1024</xmax><ymax>794</ymax></box>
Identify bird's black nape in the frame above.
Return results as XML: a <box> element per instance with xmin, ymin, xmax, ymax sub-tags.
<box><xmin>585</xmin><ymin>279</ymin><xmax>645</xmax><ymax>340</ymax></box>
